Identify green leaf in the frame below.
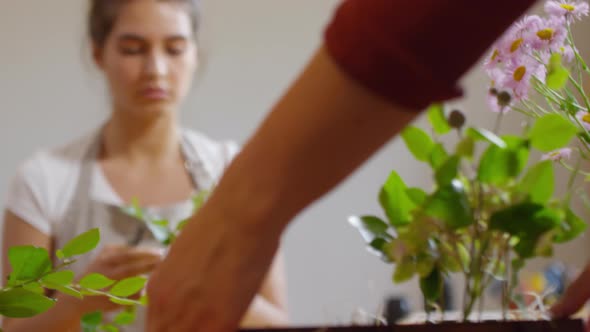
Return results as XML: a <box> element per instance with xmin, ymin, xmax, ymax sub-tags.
<box><xmin>416</xmin><ymin>253</ymin><xmax>436</xmax><ymax>277</ymax></box>
<box><xmin>406</xmin><ymin>187</ymin><xmax>427</xmax><ymax>206</ymax></box>
<box><xmin>439</xmin><ymin>249</ymin><xmax>462</xmax><ymax>273</ymax></box>
<box><xmin>379</xmin><ymin>171</ymin><xmax>416</xmax><ymax>227</ymax></box>
<box><xmin>114</xmin><ymin>310</ymin><xmax>136</xmax><ymax>325</ymax></box>
<box><xmin>192</xmin><ymin>190</ymin><xmax>210</xmax><ymax>213</ymax></box>
<box><xmin>402</xmin><ymin>126</ymin><xmax>434</xmax><ymax>162</ymax></box>
<box><xmin>41</xmin><ymin>270</ymin><xmax>74</xmax><ymax>286</ymax></box>
<box><xmin>529</xmin><ymin>114</ymin><xmax>578</xmax><ymax>152</ymax></box>
<box><xmin>546</xmin><ymin>53</ymin><xmax>570</xmax><ymax>90</ymax></box>
<box><xmin>466</xmin><ymin>127</ymin><xmax>507</xmax><ymax>148</ymax></box>
<box><xmin>478</xmin><ymin>142</ymin><xmax>529</xmax><ymax>185</ymax></box>
<box><xmin>8</xmin><ymin>246</ymin><xmax>51</xmax><ymax>285</ymax></box>
<box><xmin>429</xmin><ymin>143</ymin><xmax>449</xmax><ymax>169</ymax></box>
<box><xmin>100</xmin><ymin>324</ymin><xmax>119</xmax><ymax>332</ymax></box>
<box><xmin>554</xmin><ymin>209</ymin><xmax>587</xmax><ymax>243</ymax></box>
<box><xmin>59</xmin><ymin>228</ymin><xmax>100</xmax><ymax>259</ymax></box>
<box><xmin>427</xmin><ymin>104</ymin><xmax>451</xmax><ymax>135</ymax></box>
<box><xmin>393</xmin><ymin>258</ymin><xmax>416</xmax><ymax>283</ymax></box>
<box><xmin>490</xmin><ymin>203</ymin><xmax>560</xmax><ymax>236</ymax></box>
<box><xmin>455</xmin><ymin>137</ymin><xmax>475</xmax><ymax>159</ymax></box>
<box><xmin>176</xmin><ymin>219</ymin><xmax>189</xmax><ymax>232</ymax></box>
<box><xmin>139</xmin><ymin>295</ymin><xmax>149</xmax><ymax>306</ymax></box>
<box><xmin>348</xmin><ymin>216</ymin><xmax>393</xmax><ymax>243</ymax></box>
<box><xmin>82</xmin><ymin>311</ymin><xmax>102</xmax><ymax>332</ymax></box>
<box><xmin>22</xmin><ymin>282</ymin><xmax>44</xmax><ymax>295</ymax></box>
<box><xmin>368</xmin><ymin>238</ymin><xmax>392</xmax><ymax>262</ymax></box>
<box><xmin>519</xmin><ymin>161</ymin><xmax>554</xmax><ymax>203</ymax></box>
<box><xmin>109</xmin><ymin>277</ymin><xmax>147</xmax><ymax>298</ymax></box>
<box><xmin>424</xmin><ymin>181</ymin><xmax>474</xmax><ymax>229</ymax></box>
<box><xmin>435</xmin><ymin>156</ymin><xmax>460</xmax><ymax>186</ymax></box>
<box><xmin>80</xmin><ymin>273</ymin><xmax>116</xmax><ymax>290</ymax></box>
<box><xmin>547</xmin><ymin>67</ymin><xmax>570</xmax><ymax>90</ymax></box>
<box><xmin>0</xmin><ymin>289</ymin><xmax>55</xmax><ymax>318</ymax></box>
<box><xmin>562</xmin><ymin>90</ymin><xmax>580</xmax><ymax>114</ymax></box>
<box><xmin>420</xmin><ymin>267</ymin><xmax>443</xmax><ymax>303</ymax></box>
<box><xmin>146</xmin><ymin>220</ymin><xmax>173</xmax><ymax>245</ymax></box>
<box><xmin>490</xmin><ymin>203</ymin><xmax>562</xmax><ymax>258</ymax></box>
<box><xmin>151</xmin><ymin>220</ymin><xmax>169</xmax><ymax>227</ymax></box>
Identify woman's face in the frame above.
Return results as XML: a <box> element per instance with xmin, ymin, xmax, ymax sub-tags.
<box><xmin>94</xmin><ymin>0</ymin><xmax>198</xmax><ymax>118</ymax></box>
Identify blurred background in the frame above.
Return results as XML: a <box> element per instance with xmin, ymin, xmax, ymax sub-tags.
<box><xmin>1</xmin><ymin>0</ymin><xmax>590</xmax><ymax>326</ymax></box>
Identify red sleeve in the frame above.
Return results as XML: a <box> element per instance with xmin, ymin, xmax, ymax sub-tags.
<box><xmin>324</xmin><ymin>0</ymin><xmax>537</xmax><ymax>110</ymax></box>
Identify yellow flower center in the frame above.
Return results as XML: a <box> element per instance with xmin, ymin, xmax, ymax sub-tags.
<box><xmin>491</xmin><ymin>49</ymin><xmax>499</xmax><ymax>61</ymax></box>
<box><xmin>510</xmin><ymin>38</ymin><xmax>524</xmax><ymax>53</ymax></box>
<box><xmin>583</xmin><ymin>113</ymin><xmax>590</xmax><ymax>124</ymax></box>
<box><xmin>537</xmin><ymin>28</ymin><xmax>555</xmax><ymax>40</ymax></box>
<box><xmin>560</xmin><ymin>4</ymin><xmax>576</xmax><ymax>11</ymax></box>
<box><xmin>513</xmin><ymin>66</ymin><xmax>527</xmax><ymax>82</ymax></box>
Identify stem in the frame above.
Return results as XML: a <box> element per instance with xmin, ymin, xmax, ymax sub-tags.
<box><xmin>463</xmin><ymin>291</ymin><xmax>477</xmax><ymax>322</ymax></box>
<box><xmin>502</xmin><ymin>250</ymin><xmax>511</xmax><ymax>321</ymax></box>
<box><xmin>6</xmin><ymin>259</ymin><xmax>77</xmax><ymax>290</ymax></box>
<box><xmin>493</xmin><ymin>112</ymin><xmax>504</xmax><ymax>134</ymax></box>
<box><xmin>559</xmin><ymin>160</ymin><xmax>590</xmax><ymax>177</ymax></box>
<box><xmin>569</xmin><ymin>76</ymin><xmax>590</xmax><ymax>112</ymax></box>
<box><xmin>478</xmin><ymin>290</ymin><xmax>485</xmax><ymax>322</ymax></box>
<box><xmin>567</xmin><ymin>23</ymin><xmax>590</xmax><ymax>75</ymax></box>
<box><xmin>511</xmin><ymin>106</ymin><xmax>538</xmax><ymax>118</ymax></box>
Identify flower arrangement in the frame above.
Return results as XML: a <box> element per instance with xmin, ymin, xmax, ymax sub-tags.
<box><xmin>350</xmin><ymin>0</ymin><xmax>590</xmax><ymax>322</ymax></box>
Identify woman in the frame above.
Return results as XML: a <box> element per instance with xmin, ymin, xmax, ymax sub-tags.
<box><xmin>1</xmin><ymin>0</ymin><xmax>287</xmax><ymax>331</ymax></box>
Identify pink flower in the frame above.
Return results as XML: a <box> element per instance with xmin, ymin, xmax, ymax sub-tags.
<box><xmin>560</xmin><ymin>44</ymin><xmax>577</xmax><ymax>62</ymax></box>
<box><xmin>542</xmin><ymin>148</ymin><xmax>573</xmax><ymax>161</ymax></box>
<box><xmin>525</xmin><ymin>16</ymin><xmax>568</xmax><ymax>53</ymax></box>
<box><xmin>545</xmin><ymin>0</ymin><xmax>589</xmax><ymax>21</ymax></box>
<box><xmin>501</xmin><ymin>56</ymin><xmax>546</xmax><ymax>100</ymax></box>
<box><xmin>485</xmin><ymin>16</ymin><xmax>543</xmax><ymax>71</ymax></box>
<box><xmin>576</xmin><ymin>111</ymin><xmax>590</xmax><ymax>130</ymax></box>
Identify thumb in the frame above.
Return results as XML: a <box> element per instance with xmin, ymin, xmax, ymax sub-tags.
<box><xmin>551</xmin><ymin>264</ymin><xmax>590</xmax><ymax>318</ymax></box>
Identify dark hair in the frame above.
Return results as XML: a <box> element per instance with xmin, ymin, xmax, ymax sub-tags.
<box><xmin>89</xmin><ymin>0</ymin><xmax>200</xmax><ymax>47</ymax></box>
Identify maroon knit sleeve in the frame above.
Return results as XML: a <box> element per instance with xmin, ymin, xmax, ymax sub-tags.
<box><xmin>324</xmin><ymin>0</ymin><xmax>537</xmax><ymax>110</ymax></box>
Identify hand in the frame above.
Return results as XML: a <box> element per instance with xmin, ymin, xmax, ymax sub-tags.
<box><xmin>146</xmin><ymin>214</ymin><xmax>280</xmax><ymax>332</ymax></box>
<box><xmin>551</xmin><ymin>262</ymin><xmax>590</xmax><ymax>330</ymax></box>
<box><xmin>75</xmin><ymin>244</ymin><xmax>163</xmax><ymax>314</ymax></box>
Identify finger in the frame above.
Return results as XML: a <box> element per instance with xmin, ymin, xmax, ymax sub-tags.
<box><xmin>551</xmin><ymin>264</ymin><xmax>590</xmax><ymax>318</ymax></box>
<box><xmin>102</xmin><ymin>248</ymin><xmax>163</xmax><ymax>266</ymax></box>
<box><xmin>112</xmin><ymin>257</ymin><xmax>161</xmax><ymax>278</ymax></box>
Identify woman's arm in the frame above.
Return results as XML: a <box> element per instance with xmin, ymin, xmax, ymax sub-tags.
<box><xmin>2</xmin><ymin>211</ymin><xmax>84</xmax><ymax>332</ymax></box>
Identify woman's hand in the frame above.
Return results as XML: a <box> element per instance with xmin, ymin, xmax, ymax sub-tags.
<box><xmin>551</xmin><ymin>263</ymin><xmax>590</xmax><ymax>331</ymax></box>
<box><xmin>76</xmin><ymin>244</ymin><xmax>163</xmax><ymax>314</ymax></box>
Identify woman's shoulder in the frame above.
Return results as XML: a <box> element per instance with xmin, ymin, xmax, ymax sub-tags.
<box><xmin>182</xmin><ymin>128</ymin><xmax>240</xmax><ymax>163</ymax></box>
<box><xmin>181</xmin><ymin>128</ymin><xmax>240</xmax><ymax>179</ymax></box>
<box><xmin>18</xmin><ymin>131</ymin><xmax>97</xmax><ymax>177</ymax></box>
<box><xmin>5</xmin><ymin>131</ymin><xmax>98</xmax><ymax>233</ymax></box>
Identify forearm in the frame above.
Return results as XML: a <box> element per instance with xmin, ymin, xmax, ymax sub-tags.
<box><xmin>240</xmin><ymin>295</ymin><xmax>289</xmax><ymax>328</ymax></box>
<box><xmin>4</xmin><ymin>294</ymin><xmax>83</xmax><ymax>332</ymax></box>
<box><xmin>201</xmin><ymin>46</ymin><xmax>418</xmax><ymax>236</ymax></box>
